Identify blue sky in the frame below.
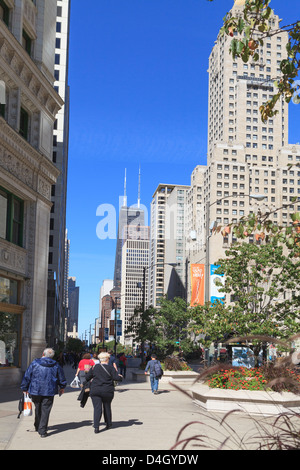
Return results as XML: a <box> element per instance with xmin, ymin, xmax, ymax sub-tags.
<box><xmin>66</xmin><ymin>0</ymin><xmax>299</xmax><ymax>337</ymax></box>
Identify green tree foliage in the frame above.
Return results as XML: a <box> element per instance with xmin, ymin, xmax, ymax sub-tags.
<box><xmin>127</xmin><ymin>297</ymin><xmax>195</xmax><ymax>357</ymax></box>
<box><xmin>189</xmin><ymin>209</ymin><xmax>300</xmax><ymax>364</ymax></box>
<box><xmin>66</xmin><ymin>337</ymin><xmax>84</xmax><ymax>353</ymax></box>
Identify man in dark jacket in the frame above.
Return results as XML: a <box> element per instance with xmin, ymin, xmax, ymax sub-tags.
<box><xmin>144</xmin><ymin>354</ymin><xmax>163</xmax><ymax>394</ymax></box>
<box><xmin>21</xmin><ymin>348</ymin><xmax>67</xmax><ymax>437</ymax></box>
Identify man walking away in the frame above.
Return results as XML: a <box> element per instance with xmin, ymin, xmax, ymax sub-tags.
<box><xmin>119</xmin><ymin>353</ymin><xmax>127</xmax><ymax>379</ymax></box>
<box><xmin>144</xmin><ymin>354</ymin><xmax>163</xmax><ymax>394</ymax></box>
<box><xmin>21</xmin><ymin>348</ymin><xmax>67</xmax><ymax>437</ymax></box>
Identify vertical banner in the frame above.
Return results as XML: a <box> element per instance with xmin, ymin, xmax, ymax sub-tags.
<box><xmin>210</xmin><ymin>265</ymin><xmax>225</xmax><ymax>304</ymax></box>
<box><xmin>190</xmin><ymin>264</ymin><xmax>205</xmax><ymax>306</ymax></box>
<box><xmin>116</xmin><ymin>320</ymin><xmax>122</xmax><ymax>337</ymax></box>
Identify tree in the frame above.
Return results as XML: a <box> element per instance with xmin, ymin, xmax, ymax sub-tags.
<box><xmin>153</xmin><ymin>297</ymin><xmax>195</xmax><ymax>357</ymax></box>
<box><xmin>66</xmin><ymin>337</ymin><xmax>84</xmax><ymax>354</ymax></box>
<box><xmin>209</xmin><ymin>0</ymin><xmax>300</xmax><ymax>121</ymax></box>
<box><xmin>189</xmin><ymin>209</ymin><xmax>300</xmax><ymax>366</ymax></box>
<box><xmin>126</xmin><ymin>305</ymin><xmax>158</xmax><ymax>356</ymax></box>
<box><xmin>126</xmin><ymin>297</ymin><xmax>195</xmax><ymax>358</ymax></box>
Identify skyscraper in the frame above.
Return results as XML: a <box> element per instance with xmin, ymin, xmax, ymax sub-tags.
<box><xmin>47</xmin><ymin>0</ymin><xmax>71</xmax><ymax>346</ymax></box>
<box><xmin>188</xmin><ymin>0</ymin><xmax>300</xmax><ymax>303</ymax></box>
<box><xmin>120</xmin><ymin>227</ymin><xmax>150</xmax><ymax>346</ymax></box>
<box><xmin>150</xmin><ymin>183</ymin><xmax>189</xmax><ymax>307</ymax></box>
<box><xmin>68</xmin><ymin>276</ymin><xmax>79</xmax><ymax>334</ymax></box>
<box><xmin>113</xmin><ymin>170</ymin><xmax>146</xmax><ymax>289</ymax></box>
<box><xmin>0</xmin><ymin>0</ymin><xmax>63</xmax><ymax>385</ymax></box>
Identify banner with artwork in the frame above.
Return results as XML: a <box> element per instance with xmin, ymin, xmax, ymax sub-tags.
<box><xmin>190</xmin><ymin>264</ymin><xmax>205</xmax><ymax>306</ymax></box>
<box><xmin>210</xmin><ymin>265</ymin><xmax>225</xmax><ymax>304</ymax></box>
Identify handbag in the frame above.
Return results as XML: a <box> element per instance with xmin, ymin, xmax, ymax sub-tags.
<box><xmin>70</xmin><ymin>375</ymin><xmax>81</xmax><ymax>388</ymax></box>
<box><xmin>100</xmin><ymin>363</ymin><xmax>118</xmax><ymax>387</ymax></box>
<box><xmin>23</xmin><ymin>392</ymin><xmax>33</xmax><ymax>417</ymax></box>
<box><xmin>77</xmin><ymin>382</ymin><xmax>90</xmax><ymax>408</ymax></box>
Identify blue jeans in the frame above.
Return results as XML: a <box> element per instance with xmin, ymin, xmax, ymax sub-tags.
<box><xmin>150</xmin><ymin>373</ymin><xmax>159</xmax><ymax>393</ymax></box>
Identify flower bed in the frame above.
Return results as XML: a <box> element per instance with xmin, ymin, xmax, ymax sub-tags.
<box><xmin>206</xmin><ymin>366</ymin><xmax>300</xmax><ymax>392</ymax></box>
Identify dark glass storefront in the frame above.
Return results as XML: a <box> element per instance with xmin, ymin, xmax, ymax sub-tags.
<box><xmin>0</xmin><ymin>276</ymin><xmax>23</xmax><ymax>368</ymax></box>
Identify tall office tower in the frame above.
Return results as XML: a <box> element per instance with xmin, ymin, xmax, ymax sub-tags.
<box><xmin>67</xmin><ymin>276</ymin><xmax>79</xmax><ymax>334</ymax></box>
<box><xmin>113</xmin><ymin>171</ymin><xmax>146</xmax><ymax>289</ymax></box>
<box><xmin>47</xmin><ymin>0</ymin><xmax>71</xmax><ymax>346</ymax></box>
<box><xmin>63</xmin><ymin>229</ymin><xmax>70</xmax><ymax>320</ymax></box>
<box><xmin>150</xmin><ymin>184</ymin><xmax>190</xmax><ymax>308</ymax></box>
<box><xmin>188</xmin><ymin>0</ymin><xmax>300</xmax><ymax>303</ymax></box>
<box><xmin>100</xmin><ymin>294</ymin><xmax>113</xmax><ymax>334</ymax></box>
<box><xmin>120</xmin><ymin>226</ymin><xmax>150</xmax><ymax>346</ymax></box>
<box><xmin>0</xmin><ymin>0</ymin><xmax>63</xmax><ymax>385</ymax></box>
<box><xmin>99</xmin><ymin>279</ymin><xmax>113</xmax><ymax>340</ymax></box>
<box><xmin>164</xmin><ymin>185</ymin><xmax>190</xmax><ymax>300</ymax></box>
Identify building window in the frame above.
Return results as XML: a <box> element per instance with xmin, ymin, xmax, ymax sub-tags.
<box><xmin>0</xmin><ymin>276</ymin><xmax>18</xmax><ymax>304</ymax></box>
<box><xmin>19</xmin><ymin>107</ymin><xmax>29</xmax><ymax>140</ymax></box>
<box><xmin>0</xmin><ymin>310</ymin><xmax>22</xmax><ymax>368</ymax></box>
<box><xmin>0</xmin><ymin>0</ymin><xmax>9</xmax><ymax>26</ymax></box>
<box><xmin>0</xmin><ymin>188</ymin><xmax>24</xmax><ymax>247</ymax></box>
<box><xmin>22</xmin><ymin>29</ymin><xmax>32</xmax><ymax>56</ymax></box>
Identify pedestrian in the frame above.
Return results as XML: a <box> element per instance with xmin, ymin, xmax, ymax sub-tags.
<box><xmin>20</xmin><ymin>348</ymin><xmax>67</xmax><ymax>438</ymax></box>
<box><xmin>85</xmin><ymin>351</ymin><xmax>123</xmax><ymax>433</ymax></box>
<box><xmin>144</xmin><ymin>354</ymin><xmax>163</xmax><ymax>394</ymax></box>
<box><xmin>92</xmin><ymin>353</ymin><xmax>100</xmax><ymax>365</ymax></box>
<box><xmin>208</xmin><ymin>342</ymin><xmax>215</xmax><ymax>366</ymax></box>
<box><xmin>75</xmin><ymin>353</ymin><xmax>94</xmax><ymax>385</ymax></box>
<box><xmin>119</xmin><ymin>352</ymin><xmax>127</xmax><ymax>378</ymax></box>
<box><xmin>108</xmin><ymin>349</ymin><xmax>118</xmax><ymax>372</ymax></box>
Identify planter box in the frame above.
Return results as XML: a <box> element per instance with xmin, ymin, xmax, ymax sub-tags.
<box><xmin>131</xmin><ymin>370</ymin><xmax>199</xmax><ymax>384</ymax></box>
<box><xmin>191</xmin><ymin>384</ymin><xmax>300</xmax><ymax>416</ymax></box>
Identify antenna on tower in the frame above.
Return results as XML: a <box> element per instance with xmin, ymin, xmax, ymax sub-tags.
<box><xmin>123</xmin><ymin>168</ymin><xmax>127</xmax><ymax>207</ymax></box>
<box><xmin>137</xmin><ymin>165</ymin><xmax>141</xmax><ymax>208</ymax></box>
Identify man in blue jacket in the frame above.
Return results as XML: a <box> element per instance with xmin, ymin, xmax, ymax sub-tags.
<box><xmin>144</xmin><ymin>354</ymin><xmax>163</xmax><ymax>395</ymax></box>
<box><xmin>21</xmin><ymin>348</ymin><xmax>67</xmax><ymax>437</ymax></box>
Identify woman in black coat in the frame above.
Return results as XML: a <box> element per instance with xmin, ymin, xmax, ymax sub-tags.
<box><xmin>85</xmin><ymin>351</ymin><xmax>123</xmax><ymax>433</ymax></box>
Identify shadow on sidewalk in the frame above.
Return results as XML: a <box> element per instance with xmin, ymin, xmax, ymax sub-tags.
<box><xmin>47</xmin><ymin>418</ymin><xmax>143</xmax><ymax>436</ymax></box>
<box><xmin>47</xmin><ymin>419</ymin><xmax>93</xmax><ymax>435</ymax></box>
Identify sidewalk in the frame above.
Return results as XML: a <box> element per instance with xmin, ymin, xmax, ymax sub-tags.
<box><xmin>1</xmin><ymin>365</ymin><xmax>268</xmax><ymax>450</ymax></box>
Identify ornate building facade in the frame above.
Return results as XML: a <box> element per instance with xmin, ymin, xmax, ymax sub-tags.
<box><xmin>0</xmin><ymin>0</ymin><xmax>63</xmax><ymax>385</ymax></box>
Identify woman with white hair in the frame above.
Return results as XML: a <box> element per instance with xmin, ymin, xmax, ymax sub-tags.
<box><xmin>85</xmin><ymin>352</ymin><xmax>123</xmax><ymax>433</ymax></box>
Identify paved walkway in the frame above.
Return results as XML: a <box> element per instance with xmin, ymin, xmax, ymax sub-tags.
<box><xmin>1</xmin><ymin>365</ymin><xmax>271</xmax><ymax>451</ymax></box>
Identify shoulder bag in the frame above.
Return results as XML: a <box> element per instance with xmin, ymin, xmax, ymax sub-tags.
<box><xmin>100</xmin><ymin>363</ymin><xmax>118</xmax><ymax>387</ymax></box>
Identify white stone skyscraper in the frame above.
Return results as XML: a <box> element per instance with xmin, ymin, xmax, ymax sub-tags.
<box><xmin>188</xmin><ymin>0</ymin><xmax>300</xmax><ymax>304</ymax></box>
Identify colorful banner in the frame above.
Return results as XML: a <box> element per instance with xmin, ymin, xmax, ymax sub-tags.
<box><xmin>190</xmin><ymin>264</ymin><xmax>205</xmax><ymax>306</ymax></box>
<box><xmin>210</xmin><ymin>265</ymin><xmax>225</xmax><ymax>304</ymax></box>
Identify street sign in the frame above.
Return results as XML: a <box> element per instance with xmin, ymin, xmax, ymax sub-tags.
<box><xmin>104</xmin><ymin>328</ymin><xmax>109</xmax><ymax>341</ymax></box>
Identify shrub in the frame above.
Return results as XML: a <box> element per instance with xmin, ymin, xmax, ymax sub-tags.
<box><xmin>163</xmin><ymin>355</ymin><xmax>192</xmax><ymax>371</ymax></box>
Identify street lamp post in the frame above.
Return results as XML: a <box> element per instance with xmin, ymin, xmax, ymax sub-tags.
<box><xmin>205</xmin><ymin>193</ymin><xmax>266</xmax><ymax>303</ymax></box>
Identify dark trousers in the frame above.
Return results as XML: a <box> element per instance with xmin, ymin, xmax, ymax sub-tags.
<box><xmin>119</xmin><ymin>365</ymin><xmax>126</xmax><ymax>378</ymax></box>
<box><xmin>91</xmin><ymin>392</ymin><xmax>114</xmax><ymax>429</ymax></box>
<box><xmin>31</xmin><ymin>395</ymin><xmax>54</xmax><ymax>435</ymax></box>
